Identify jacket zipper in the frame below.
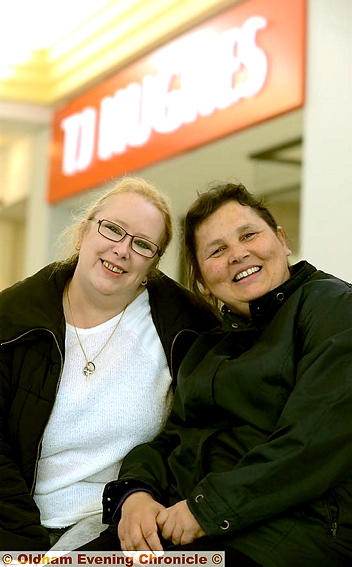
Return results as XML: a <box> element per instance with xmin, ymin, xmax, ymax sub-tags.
<box><xmin>326</xmin><ymin>492</ymin><xmax>339</xmax><ymax>539</ymax></box>
<box><xmin>331</xmin><ymin>521</ymin><xmax>338</xmax><ymax>538</ymax></box>
<box><xmin>1</xmin><ymin>327</ymin><xmax>64</xmax><ymax>495</ymax></box>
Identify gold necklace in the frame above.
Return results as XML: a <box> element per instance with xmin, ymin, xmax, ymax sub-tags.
<box><xmin>66</xmin><ymin>286</ymin><xmax>128</xmax><ymax>379</ymax></box>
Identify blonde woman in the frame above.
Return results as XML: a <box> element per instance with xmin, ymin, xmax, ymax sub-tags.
<box><xmin>0</xmin><ymin>177</ymin><xmax>218</xmax><ymax>551</ymax></box>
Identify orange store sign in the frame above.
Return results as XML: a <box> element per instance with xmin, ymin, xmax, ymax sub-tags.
<box><xmin>48</xmin><ymin>0</ymin><xmax>306</xmax><ymax>202</ymax></box>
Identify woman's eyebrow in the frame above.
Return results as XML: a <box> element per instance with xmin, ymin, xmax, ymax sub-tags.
<box><xmin>237</xmin><ymin>223</ymin><xmax>257</xmax><ymax>233</ymax></box>
<box><xmin>204</xmin><ymin>224</ymin><xmax>257</xmax><ymax>250</ymax></box>
<box><xmin>208</xmin><ymin>237</ymin><xmax>224</xmax><ymax>248</ymax></box>
<box><xmin>103</xmin><ymin>218</ymin><xmax>155</xmax><ymax>240</ymax></box>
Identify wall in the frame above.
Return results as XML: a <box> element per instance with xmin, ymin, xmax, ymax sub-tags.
<box><xmin>0</xmin><ymin>102</ymin><xmax>52</xmax><ymax>289</ymax></box>
<box><xmin>301</xmin><ymin>0</ymin><xmax>352</xmax><ymax>282</ymax></box>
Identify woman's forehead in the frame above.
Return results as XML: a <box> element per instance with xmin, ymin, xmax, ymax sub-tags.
<box><xmin>197</xmin><ymin>202</ymin><xmax>261</xmax><ymax>233</ymax></box>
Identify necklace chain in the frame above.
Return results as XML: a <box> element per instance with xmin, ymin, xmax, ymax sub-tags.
<box><xmin>66</xmin><ymin>286</ymin><xmax>128</xmax><ymax>380</ymax></box>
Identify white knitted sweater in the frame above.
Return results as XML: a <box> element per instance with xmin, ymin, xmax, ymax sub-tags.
<box><xmin>33</xmin><ymin>290</ymin><xmax>172</xmax><ymax>530</ymax></box>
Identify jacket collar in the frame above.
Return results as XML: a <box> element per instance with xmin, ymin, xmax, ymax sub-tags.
<box><xmin>222</xmin><ymin>261</ymin><xmax>317</xmax><ymax>331</ymax></box>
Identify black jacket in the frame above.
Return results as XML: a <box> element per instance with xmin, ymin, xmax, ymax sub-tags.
<box><xmin>0</xmin><ymin>262</ymin><xmax>219</xmax><ymax>551</ymax></box>
<box><xmin>104</xmin><ymin>262</ymin><xmax>352</xmax><ymax>566</ymax></box>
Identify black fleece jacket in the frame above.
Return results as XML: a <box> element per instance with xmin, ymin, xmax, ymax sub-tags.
<box><xmin>105</xmin><ymin>262</ymin><xmax>352</xmax><ymax>566</ymax></box>
<box><xmin>0</xmin><ymin>262</ymin><xmax>219</xmax><ymax>551</ymax></box>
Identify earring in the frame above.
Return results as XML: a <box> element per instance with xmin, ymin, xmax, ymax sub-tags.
<box><xmin>141</xmin><ymin>277</ymin><xmax>148</xmax><ymax>286</ymax></box>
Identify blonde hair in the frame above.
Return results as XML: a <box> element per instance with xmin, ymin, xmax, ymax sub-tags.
<box><xmin>58</xmin><ymin>176</ymin><xmax>173</xmax><ymax>270</ymax></box>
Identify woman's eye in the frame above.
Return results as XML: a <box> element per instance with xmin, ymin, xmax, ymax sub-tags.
<box><xmin>243</xmin><ymin>232</ymin><xmax>256</xmax><ymax>240</ymax></box>
<box><xmin>135</xmin><ymin>239</ymin><xmax>152</xmax><ymax>251</ymax></box>
<box><xmin>107</xmin><ymin>224</ymin><xmax>123</xmax><ymax>235</ymax></box>
<box><xmin>209</xmin><ymin>246</ymin><xmax>226</xmax><ymax>257</ymax></box>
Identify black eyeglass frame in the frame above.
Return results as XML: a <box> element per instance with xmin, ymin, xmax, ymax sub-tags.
<box><xmin>96</xmin><ymin>219</ymin><xmax>161</xmax><ymax>259</ymax></box>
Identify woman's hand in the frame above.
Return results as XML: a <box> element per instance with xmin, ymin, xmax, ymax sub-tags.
<box><xmin>157</xmin><ymin>500</ymin><xmax>206</xmax><ymax>546</ymax></box>
<box><xmin>118</xmin><ymin>491</ymin><xmax>165</xmax><ymax>552</ymax></box>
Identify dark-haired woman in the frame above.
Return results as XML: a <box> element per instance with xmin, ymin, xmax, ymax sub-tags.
<box><xmin>102</xmin><ymin>183</ymin><xmax>352</xmax><ymax>567</ymax></box>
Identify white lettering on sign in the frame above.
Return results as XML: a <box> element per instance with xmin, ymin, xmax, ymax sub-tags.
<box><xmin>61</xmin><ymin>16</ymin><xmax>267</xmax><ymax>175</ymax></box>
<box><xmin>61</xmin><ymin>107</ymin><xmax>96</xmax><ymax>175</ymax></box>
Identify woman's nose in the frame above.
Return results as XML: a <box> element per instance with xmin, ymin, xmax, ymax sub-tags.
<box><xmin>229</xmin><ymin>242</ymin><xmax>250</xmax><ymax>263</ymax></box>
<box><xmin>112</xmin><ymin>234</ymin><xmax>131</xmax><ymax>257</ymax></box>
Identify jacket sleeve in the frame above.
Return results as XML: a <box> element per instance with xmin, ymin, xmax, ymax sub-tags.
<box><xmin>0</xmin><ymin>349</ymin><xmax>50</xmax><ymax>551</ymax></box>
<box><xmin>103</xmin><ymin>424</ymin><xmax>180</xmax><ymax>521</ymax></box>
<box><xmin>187</xmin><ymin>283</ymin><xmax>352</xmax><ymax>536</ymax></box>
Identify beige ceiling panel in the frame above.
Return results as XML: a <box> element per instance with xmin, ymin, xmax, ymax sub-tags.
<box><xmin>0</xmin><ymin>0</ymin><xmax>239</xmax><ymax>105</ymax></box>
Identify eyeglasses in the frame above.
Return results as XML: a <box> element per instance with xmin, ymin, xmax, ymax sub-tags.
<box><xmin>96</xmin><ymin>219</ymin><xmax>161</xmax><ymax>258</ymax></box>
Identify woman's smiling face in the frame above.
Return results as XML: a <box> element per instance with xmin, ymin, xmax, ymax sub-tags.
<box><xmin>75</xmin><ymin>192</ymin><xmax>165</xmax><ymax>303</ymax></box>
<box><xmin>195</xmin><ymin>200</ymin><xmax>292</xmax><ymax>316</ymax></box>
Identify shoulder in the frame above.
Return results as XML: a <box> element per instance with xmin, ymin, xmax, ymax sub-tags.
<box><xmin>1</xmin><ymin>264</ymin><xmax>48</xmax><ymax>304</ymax></box>
<box><xmin>286</xmin><ymin>261</ymin><xmax>351</xmax><ymax>307</ymax></box>
<box><xmin>294</xmin><ymin>268</ymin><xmax>352</xmax><ymax>339</ymax></box>
<box><xmin>0</xmin><ymin>262</ymin><xmax>72</xmax><ymax>340</ymax></box>
<box><xmin>302</xmin><ymin>268</ymin><xmax>352</xmax><ymax>302</ymax></box>
<box><xmin>147</xmin><ymin>270</ymin><xmax>220</xmax><ymax>329</ymax></box>
<box><xmin>1</xmin><ymin>262</ymin><xmax>70</xmax><ymax>303</ymax></box>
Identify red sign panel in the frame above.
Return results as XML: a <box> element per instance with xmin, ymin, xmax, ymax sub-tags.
<box><xmin>48</xmin><ymin>0</ymin><xmax>306</xmax><ymax>202</ymax></box>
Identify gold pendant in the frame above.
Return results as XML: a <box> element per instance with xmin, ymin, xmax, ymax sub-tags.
<box><xmin>83</xmin><ymin>361</ymin><xmax>96</xmax><ymax>378</ymax></box>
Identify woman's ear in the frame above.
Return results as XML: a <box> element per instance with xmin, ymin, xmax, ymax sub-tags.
<box><xmin>277</xmin><ymin>226</ymin><xmax>292</xmax><ymax>257</ymax></box>
<box><xmin>76</xmin><ymin>219</ymin><xmax>89</xmax><ymax>250</ymax></box>
<box><xmin>196</xmin><ymin>279</ymin><xmax>210</xmax><ymax>296</ymax></box>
